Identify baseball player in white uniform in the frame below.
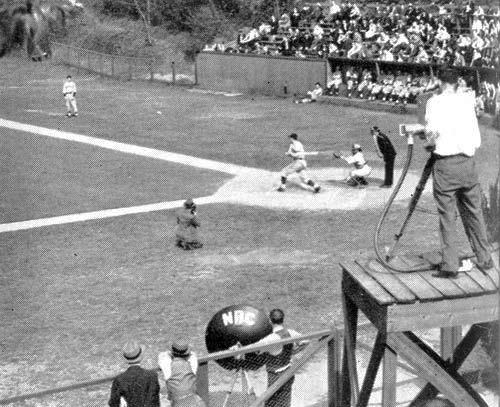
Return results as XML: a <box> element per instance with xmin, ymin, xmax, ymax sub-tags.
<box><xmin>333</xmin><ymin>143</ymin><xmax>372</xmax><ymax>186</ymax></box>
<box><xmin>277</xmin><ymin>133</ymin><xmax>321</xmax><ymax>193</ymax></box>
<box><xmin>63</xmin><ymin>75</ymin><xmax>78</xmax><ymax>117</ymax></box>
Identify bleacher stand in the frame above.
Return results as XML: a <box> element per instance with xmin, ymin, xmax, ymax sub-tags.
<box><xmin>207</xmin><ymin>0</ymin><xmax>499</xmax><ymax>70</ymax></box>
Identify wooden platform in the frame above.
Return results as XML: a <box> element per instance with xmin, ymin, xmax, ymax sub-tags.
<box><xmin>342</xmin><ymin>256</ymin><xmax>499</xmax><ymax>332</ymax></box>
<box><xmin>340</xmin><ymin>254</ymin><xmax>499</xmax><ymax>407</ymax></box>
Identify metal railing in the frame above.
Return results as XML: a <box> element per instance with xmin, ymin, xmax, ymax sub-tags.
<box><xmin>0</xmin><ymin>326</ymin><xmax>345</xmax><ymax>406</ymax></box>
<box><xmin>0</xmin><ymin>321</ymin><xmax>468</xmax><ymax>407</ymax></box>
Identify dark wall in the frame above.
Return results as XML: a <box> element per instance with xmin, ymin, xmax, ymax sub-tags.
<box><xmin>196</xmin><ymin>52</ymin><xmax>328</xmax><ymax>96</ymax></box>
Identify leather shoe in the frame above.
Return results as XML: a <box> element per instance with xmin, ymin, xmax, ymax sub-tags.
<box><xmin>432</xmin><ymin>269</ymin><xmax>458</xmax><ymax>279</ymax></box>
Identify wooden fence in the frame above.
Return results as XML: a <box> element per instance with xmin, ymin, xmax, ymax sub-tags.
<box><xmin>51</xmin><ymin>42</ymin><xmax>194</xmax><ymax>85</ymax></box>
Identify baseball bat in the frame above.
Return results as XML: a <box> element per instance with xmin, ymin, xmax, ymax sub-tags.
<box><xmin>303</xmin><ymin>150</ymin><xmax>337</xmax><ymax>156</ymax></box>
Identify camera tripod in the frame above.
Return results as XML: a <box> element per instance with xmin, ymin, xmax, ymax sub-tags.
<box><xmin>222</xmin><ymin>368</ymin><xmax>256</xmax><ymax>407</ymax></box>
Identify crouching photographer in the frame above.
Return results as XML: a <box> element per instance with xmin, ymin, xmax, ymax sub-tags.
<box><xmin>175</xmin><ymin>199</ymin><xmax>203</xmax><ymax>250</ymax></box>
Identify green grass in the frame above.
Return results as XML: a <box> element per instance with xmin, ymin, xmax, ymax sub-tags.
<box><xmin>0</xmin><ymin>128</ymin><xmax>230</xmax><ymax>222</ymax></box>
<box><xmin>0</xmin><ymin>55</ymin><xmax>498</xmax><ymax>405</ymax></box>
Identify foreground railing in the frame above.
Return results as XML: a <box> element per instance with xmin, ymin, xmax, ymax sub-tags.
<box><xmin>0</xmin><ymin>326</ymin><xmax>344</xmax><ymax>406</ymax></box>
<box><xmin>0</xmin><ymin>322</ymin><xmax>456</xmax><ymax>407</ymax></box>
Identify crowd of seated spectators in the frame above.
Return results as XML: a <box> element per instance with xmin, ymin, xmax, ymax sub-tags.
<box><xmin>321</xmin><ymin>64</ymin><xmax>499</xmax><ymax>113</ymax></box>
<box><xmin>324</xmin><ymin>65</ymin><xmax>441</xmax><ymax>103</ymax></box>
<box><xmin>204</xmin><ymin>0</ymin><xmax>500</xmax><ymax>69</ymax></box>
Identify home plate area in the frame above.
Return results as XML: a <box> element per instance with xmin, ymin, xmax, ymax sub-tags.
<box><xmin>214</xmin><ymin>167</ymin><xmax>429</xmax><ymax>211</ymax></box>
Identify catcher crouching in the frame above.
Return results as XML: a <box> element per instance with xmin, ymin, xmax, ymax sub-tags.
<box><xmin>333</xmin><ymin>144</ymin><xmax>372</xmax><ymax>187</ymax></box>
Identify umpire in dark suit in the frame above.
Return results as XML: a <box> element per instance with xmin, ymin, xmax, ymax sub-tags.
<box><xmin>372</xmin><ymin>126</ymin><xmax>397</xmax><ymax>187</ymax></box>
<box><xmin>109</xmin><ymin>341</ymin><xmax>160</xmax><ymax>407</ymax></box>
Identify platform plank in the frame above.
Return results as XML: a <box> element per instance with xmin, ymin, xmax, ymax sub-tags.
<box><xmin>449</xmin><ymin>273</ymin><xmax>486</xmax><ymax>296</ymax></box>
<box><xmin>482</xmin><ymin>266</ymin><xmax>499</xmax><ymax>288</ymax></box>
<box><xmin>398</xmin><ymin>254</ymin><xmax>435</xmax><ymax>269</ymax></box>
<box><xmin>341</xmin><ymin>262</ymin><xmax>396</xmax><ymax>305</ymax></box>
<box><xmin>465</xmin><ymin>270</ymin><xmax>497</xmax><ymax>292</ymax></box>
<box><xmin>395</xmin><ymin>273</ymin><xmax>444</xmax><ymax>302</ymax></box>
<box><xmin>361</xmin><ymin>260</ymin><xmax>417</xmax><ymax>304</ymax></box>
<box><xmin>418</xmin><ymin>272</ymin><xmax>467</xmax><ymax>299</ymax></box>
<box><xmin>387</xmin><ymin>255</ymin><xmax>433</xmax><ymax>271</ymax></box>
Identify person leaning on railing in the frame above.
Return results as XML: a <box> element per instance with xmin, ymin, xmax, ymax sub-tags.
<box><xmin>108</xmin><ymin>341</ymin><xmax>160</xmax><ymax>407</ymax></box>
<box><xmin>158</xmin><ymin>340</ymin><xmax>206</xmax><ymax>407</ymax></box>
<box><xmin>233</xmin><ymin>309</ymin><xmax>309</xmax><ymax>407</ymax></box>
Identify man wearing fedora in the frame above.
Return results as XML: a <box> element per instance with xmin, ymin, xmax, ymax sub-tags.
<box><xmin>108</xmin><ymin>341</ymin><xmax>160</xmax><ymax>407</ymax></box>
<box><xmin>175</xmin><ymin>199</ymin><xmax>203</xmax><ymax>250</ymax></box>
<box><xmin>158</xmin><ymin>340</ymin><xmax>206</xmax><ymax>407</ymax></box>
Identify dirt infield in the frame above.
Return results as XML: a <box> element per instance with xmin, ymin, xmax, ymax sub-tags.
<box><xmin>214</xmin><ymin>167</ymin><xmax>429</xmax><ymax>211</ymax></box>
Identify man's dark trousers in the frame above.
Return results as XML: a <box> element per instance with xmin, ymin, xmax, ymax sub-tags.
<box><xmin>266</xmin><ymin>370</ymin><xmax>294</xmax><ymax>407</ymax></box>
<box><xmin>384</xmin><ymin>154</ymin><xmax>396</xmax><ymax>186</ymax></box>
<box><xmin>432</xmin><ymin>154</ymin><xmax>492</xmax><ymax>272</ymax></box>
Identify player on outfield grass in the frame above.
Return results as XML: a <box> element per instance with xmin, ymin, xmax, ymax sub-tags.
<box><xmin>277</xmin><ymin>133</ymin><xmax>321</xmax><ymax>193</ymax></box>
<box><xmin>63</xmin><ymin>75</ymin><xmax>78</xmax><ymax>117</ymax></box>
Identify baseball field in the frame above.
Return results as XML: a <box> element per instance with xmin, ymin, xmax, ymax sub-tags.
<box><xmin>0</xmin><ymin>55</ymin><xmax>498</xmax><ymax>406</ymax></box>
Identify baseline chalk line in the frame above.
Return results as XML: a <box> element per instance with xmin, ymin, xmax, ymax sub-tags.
<box><xmin>0</xmin><ymin>196</ymin><xmax>219</xmax><ymax>234</ymax></box>
<box><xmin>0</xmin><ymin>118</ymin><xmax>250</xmax><ymax>175</ymax></box>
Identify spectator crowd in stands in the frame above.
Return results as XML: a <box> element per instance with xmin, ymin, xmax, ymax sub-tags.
<box><xmin>300</xmin><ymin>64</ymin><xmax>499</xmax><ymax>113</ymax></box>
<box><xmin>325</xmin><ymin>66</ymin><xmax>441</xmax><ymax>104</ymax></box>
<box><xmin>205</xmin><ymin>0</ymin><xmax>500</xmax><ymax>70</ymax></box>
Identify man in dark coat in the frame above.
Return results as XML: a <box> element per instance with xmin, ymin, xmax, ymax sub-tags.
<box><xmin>175</xmin><ymin>199</ymin><xmax>203</xmax><ymax>250</ymax></box>
<box><xmin>372</xmin><ymin>126</ymin><xmax>397</xmax><ymax>187</ymax></box>
<box><xmin>250</xmin><ymin>309</ymin><xmax>309</xmax><ymax>407</ymax></box>
<box><xmin>109</xmin><ymin>341</ymin><xmax>160</xmax><ymax>407</ymax></box>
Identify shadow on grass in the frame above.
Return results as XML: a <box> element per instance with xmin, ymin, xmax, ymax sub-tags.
<box><xmin>324</xmin><ymin>176</ymin><xmax>385</xmax><ymax>189</ymax></box>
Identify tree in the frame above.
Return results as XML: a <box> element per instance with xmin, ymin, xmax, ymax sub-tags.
<box><xmin>132</xmin><ymin>0</ymin><xmax>152</xmax><ymax>45</ymax></box>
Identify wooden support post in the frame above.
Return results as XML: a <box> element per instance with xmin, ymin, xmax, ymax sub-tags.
<box><xmin>410</xmin><ymin>324</ymin><xmax>484</xmax><ymax>407</ymax></box>
<box><xmin>171</xmin><ymin>61</ymin><xmax>176</xmax><ymax>85</ymax></box>
<box><xmin>197</xmin><ymin>361</ymin><xmax>209</xmax><ymax>406</ymax></box>
<box><xmin>324</xmin><ymin>60</ymin><xmax>328</xmax><ymax>91</ymax></box>
<box><xmin>390</xmin><ymin>332</ymin><xmax>487</xmax><ymax>407</ymax></box>
<box><xmin>440</xmin><ymin>326</ymin><xmax>461</xmax><ymax>362</ymax></box>
<box><xmin>375</xmin><ymin>62</ymin><xmax>380</xmax><ymax>80</ymax></box>
<box><xmin>194</xmin><ymin>58</ymin><xmax>198</xmax><ymax>85</ymax></box>
<box><xmin>328</xmin><ymin>327</ymin><xmax>342</xmax><ymax>407</ymax></box>
<box><xmin>382</xmin><ymin>346</ymin><xmax>397</xmax><ymax>407</ymax></box>
<box><xmin>341</xmin><ymin>293</ymin><xmax>359</xmax><ymax>406</ymax></box>
<box><xmin>358</xmin><ymin>332</ymin><xmax>386</xmax><ymax>407</ymax></box>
